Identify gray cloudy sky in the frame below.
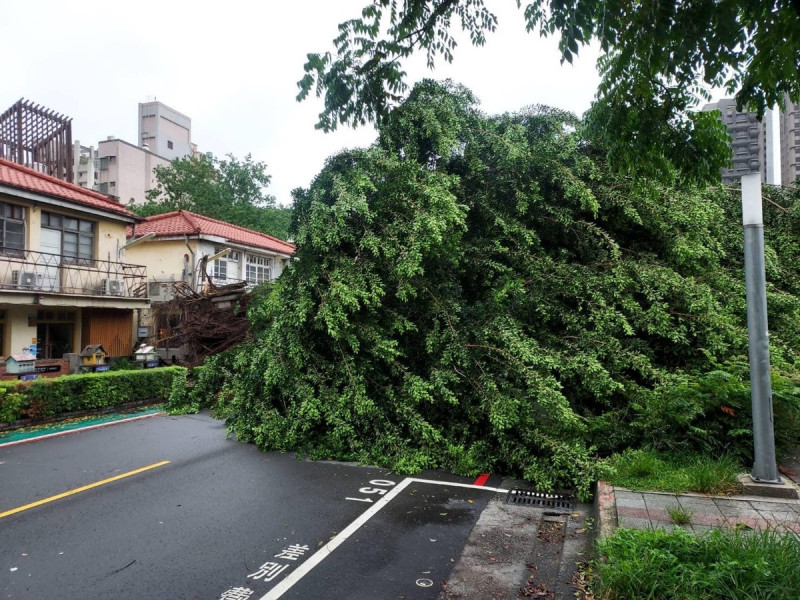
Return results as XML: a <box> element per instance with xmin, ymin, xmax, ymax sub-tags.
<box><xmin>1</xmin><ymin>0</ymin><xmax>602</xmax><ymax>206</ymax></box>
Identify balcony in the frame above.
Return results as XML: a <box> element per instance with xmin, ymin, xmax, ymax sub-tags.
<box><xmin>0</xmin><ymin>249</ymin><xmax>147</xmax><ymax>299</ymax></box>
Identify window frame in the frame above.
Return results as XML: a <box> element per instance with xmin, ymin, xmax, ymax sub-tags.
<box><xmin>41</xmin><ymin>211</ymin><xmax>95</xmax><ymax>265</ymax></box>
<box><xmin>0</xmin><ymin>202</ymin><xmax>26</xmax><ymax>256</ymax></box>
<box><xmin>245</xmin><ymin>254</ymin><xmax>272</xmax><ymax>286</ymax></box>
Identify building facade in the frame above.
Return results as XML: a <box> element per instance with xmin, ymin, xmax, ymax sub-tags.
<box><xmin>94</xmin><ymin>138</ymin><xmax>171</xmax><ymax>205</ymax></box>
<box><xmin>124</xmin><ymin>210</ymin><xmax>294</xmax><ymax>361</ymax></box>
<box><xmin>72</xmin><ymin>141</ymin><xmax>97</xmax><ymax>190</ymax></box>
<box><xmin>138</xmin><ymin>101</ymin><xmax>193</xmax><ymax>162</ymax></box>
<box><xmin>780</xmin><ymin>95</ymin><xmax>800</xmax><ymax>187</ymax></box>
<box><xmin>0</xmin><ymin>159</ymin><xmax>149</xmax><ymax>359</ymax></box>
<box><xmin>703</xmin><ymin>98</ymin><xmax>772</xmax><ymax>184</ymax></box>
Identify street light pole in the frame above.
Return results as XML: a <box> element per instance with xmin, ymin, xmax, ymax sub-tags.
<box><xmin>741</xmin><ymin>173</ymin><xmax>780</xmax><ymax>483</ymax></box>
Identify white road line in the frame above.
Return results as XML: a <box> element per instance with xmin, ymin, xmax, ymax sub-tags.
<box><xmin>409</xmin><ymin>477</ymin><xmax>509</xmax><ymax>494</ymax></box>
<box><xmin>259</xmin><ymin>476</ymin><xmax>507</xmax><ymax>600</ymax></box>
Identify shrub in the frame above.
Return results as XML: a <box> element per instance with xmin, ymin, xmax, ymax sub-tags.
<box><xmin>0</xmin><ymin>367</ymin><xmax>184</xmax><ymax>424</ymax></box>
<box><xmin>166</xmin><ymin>351</ymin><xmax>237</xmax><ymax>415</ymax></box>
<box><xmin>629</xmin><ymin>357</ymin><xmax>800</xmax><ymax>462</ymax></box>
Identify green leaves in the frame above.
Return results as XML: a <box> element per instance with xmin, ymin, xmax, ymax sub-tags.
<box><xmin>298</xmin><ymin>0</ymin><xmax>800</xmax><ymax>184</ymax></box>
<box><xmin>214</xmin><ymin>82</ymin><xmax>800</xmax><ymax>495</ymax></box>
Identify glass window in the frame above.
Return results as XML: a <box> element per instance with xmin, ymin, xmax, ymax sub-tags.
<box><xmin>213</xmin><ymin>259</ymin><xmax>227</xmax><ymax>280</ymax></box>
<box><xmin>245</xmin><ymin>254</ymin><xmax>271</xmax><ymax>285</ymax></box>
<box><xmin>0</xmin><ymin>202</ymin><xmax>25</xmax><ymax>255</ymax></box>
<box><xmin>42</xmin><ymin>211</ymin><xmax>95</xmax><ymax>264</ymax></box>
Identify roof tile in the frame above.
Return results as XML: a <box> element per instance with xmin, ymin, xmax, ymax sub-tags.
<box><xmin>132</xmin><ymin>210</ymin><xmax>295</xmax><ymax>255</ymax></box>
<box><xmin>0</xmin><ymin>158</ymin><xmax>136</xmax><ymax>218</ymax></box>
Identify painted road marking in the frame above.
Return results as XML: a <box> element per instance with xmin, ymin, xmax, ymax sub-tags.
<box><xmin>473</xmin><ymin>473</ymin><xmax>490</xmax><ymax>486</ymax></box>
<box><xmin>345</xmin><ymin>478</ymin><xmax>397</xmax><ymax>503</ymax></box>
<box><xmin>259</xmin><ymin>477</ymin><xmax>509</xmax><ymax>600</ymax></box>
<box><xmin>0</xmin><ymin>460</ymin><xmax>170</xmax><ymax>519</ymax></box>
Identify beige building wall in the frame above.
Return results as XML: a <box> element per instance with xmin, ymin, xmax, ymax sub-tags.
<box><xmin>96</xmin><ymin>139</ymin><xmax>171</xmax><ymax>205</ymax></box>
<box><xmin>781</xmin><ymin>96</ymin><xmax>800</xmax><ymax>187</ymax></box>
<box><xmin>6</xmin><ymin>305</ymin><xmax>37</xmax><ymax>356</ymax></box>
<box><xmin>138</xmin><ymin>101</ymin><xmax>192</xmax><ymax>161</ymax></box>
<box><xmin>4</xmin><ymin>305</ymin><xmax>84</xmax><ymax>357</ymax></box>
<box><xmin>125</xmin><ymin>238</ymin><xmax>199</xmax><ymax>282</ymax></box>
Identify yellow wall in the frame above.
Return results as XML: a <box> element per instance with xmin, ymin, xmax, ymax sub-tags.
<box><xmin>5</xmin><ymin>306</ymin><xmax>36</xmax><ymax>356</ymax></box>
<box><xmin>0</xmin><ymin>194</ymin><xmax>129</xmax><ymax>261</ymax></box>
<box><xmin>124</xmin><ymin>238</ymin><xmax>199</xmax><ymax>281</ymax></box>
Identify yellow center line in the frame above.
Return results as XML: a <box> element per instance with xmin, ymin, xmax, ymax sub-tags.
<box><xmin>0</xmin><ymin>460</ymin><xmax>171</xmax><ymax>519</ymax></box>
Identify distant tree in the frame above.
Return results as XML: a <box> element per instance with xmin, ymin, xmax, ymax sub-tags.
<box><xmin>297</xmin><ymin>0</ymin><xmax>800</xmax><ymax>183</ymax></box>
<box><xmin>134</xmin><ymin>153</ymin><xmax>293</xmax><ymax>240</ymax></box>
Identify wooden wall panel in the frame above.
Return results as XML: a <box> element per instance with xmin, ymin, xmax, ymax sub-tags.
<box><xmin>81</xmin><ymin>309</ymin><xmax>133</xmax><ymax>357</ymax></box>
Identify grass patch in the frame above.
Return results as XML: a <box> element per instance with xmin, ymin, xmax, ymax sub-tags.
<box><xmin>666</xmin><ymin>504</ymin><xmax>693</xmax><ymax>525</ymax></box>
<box><xmin>606</xmin><ymin>449</ymin><xmax>743</xmax><ymax>495</ymax></box>
<box><xmin>594</xmin><ymin>527</ymin><xmax>800</xmax><ymax>599</ymax></box>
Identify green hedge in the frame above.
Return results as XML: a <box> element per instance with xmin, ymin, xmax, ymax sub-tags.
<box><xmin>0</xmin><ymin>367</ymin><xmax>186</xmax><ymax>424</ymax></box>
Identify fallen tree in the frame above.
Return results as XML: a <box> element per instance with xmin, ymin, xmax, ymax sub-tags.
<box><xmin>209</xmin><ymin>81</ymin><xmax>800</xmax><ymax>498</ymax></box>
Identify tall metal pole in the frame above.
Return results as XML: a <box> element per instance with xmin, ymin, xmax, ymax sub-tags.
<box><xmin>741</xmin><ymin>173</ymin><xmax>780</xmax><ymax>483</ymax></box>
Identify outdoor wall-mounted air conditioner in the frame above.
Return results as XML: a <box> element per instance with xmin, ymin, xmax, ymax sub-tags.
<box><xmin>12</xmin><ymin>270</ymin><xmax>40</xmax><ymax>290</ymax></box>
<box><xmin>101</xmin><ymin>278</ymin><xmax>124</xmax><ymax>296</ymax></box>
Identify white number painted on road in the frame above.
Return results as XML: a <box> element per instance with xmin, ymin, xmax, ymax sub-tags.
<box><xmin>346</xmin><ymin>479</ymin><xmax>396</xmax><ymax>503</ymax></box>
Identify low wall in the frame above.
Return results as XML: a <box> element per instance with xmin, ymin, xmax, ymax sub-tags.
<box><xmin>0</xmin><ymin>359</ymin><xmax>70</xmax><ymax>381</ymax></box>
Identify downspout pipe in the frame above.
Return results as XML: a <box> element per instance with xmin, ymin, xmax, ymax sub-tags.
<box><xmin>184</xmin><ymin>235</ymin><xmax>196</xmax><ymax>290</ymax></box>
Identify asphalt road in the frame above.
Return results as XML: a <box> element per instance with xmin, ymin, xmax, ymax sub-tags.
<box><xmin>0</xmin><ymin>412</ymin><xmax>503</xmax><ymax>599</ymax></box>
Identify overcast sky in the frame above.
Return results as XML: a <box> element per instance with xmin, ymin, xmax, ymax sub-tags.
<box><xmin>2</xmin><ymin>1</ymin><xmax>604</xmax><ymax>206</ymax></box>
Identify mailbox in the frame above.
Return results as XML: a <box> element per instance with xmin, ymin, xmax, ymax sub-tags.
<box><xmin>4</xmin><ymin>353</ymin><xmax>36</xmax><ymax>374</ymax></box>
<box><xmin>80</xmin><ymin>344</ymin><xmax>107</xmax><ymax>366</ymax></box>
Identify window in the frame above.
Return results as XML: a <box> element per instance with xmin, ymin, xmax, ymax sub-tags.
<box><xmin>213</xmin><ymin>258</ymin><xmax>227</xmax><ymax>280</ymax></box>
<box><xmin>246</xmin><ymin>254</ymin><xmax>271</xmax><ymax>285</ymax></box>
<box><xmin>167</xmin><ymin>141</ymin><xmax>174</xmax><ymax>150</ymax></box>
<box><xmin>0</xmin><ymin>202</ymin><xmax>25</xmax><ymax>255</ymax></box>
<box><xmin>41</xmin><ymin>211</ymin><xmax>95</xmax><ymax>264</ymax></box>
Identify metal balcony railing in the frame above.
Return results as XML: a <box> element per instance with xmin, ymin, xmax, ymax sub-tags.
<box><xmin>0</xmin><ymin>248</ymin><xmax>147</xmax><ymax>298</ymax></box>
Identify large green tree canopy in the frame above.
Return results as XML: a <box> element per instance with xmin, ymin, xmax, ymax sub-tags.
<box><xmin>297</xmin><ymin>0</ymin><xmax>800</xmax><ymax>183</ymax></box>
<box><xmin>213</xmin><ymin>81</ymin><xmax>800</xmax><ymax>497</ymax></box>
<box><xmin>133</xmin><ymin>153</ymin><xmax>293</xmax><ymax>240</ymax></box>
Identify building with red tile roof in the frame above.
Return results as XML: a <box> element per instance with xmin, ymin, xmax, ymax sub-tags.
<box><xmin>0</xmin><ymin>158</ymin><xmax>136</xmax><ymax>221</ymax></box>
<box><xmin>129</xmin><ymin>210</ymin><xmax>295</xmax><ymax>255</ymax></box>
<box><xmin>0</xmin><ymin>159</ymin><xmax>148</xmax><ymax>362</ymax></box>
<box><xmin>124</xmin><ymin>210</ymin><xmax>295</xmax><ymax>363</ymax></box>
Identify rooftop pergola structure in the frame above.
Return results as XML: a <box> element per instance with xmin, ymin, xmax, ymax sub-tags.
<box><xmin>0</xmin><ymin>99</ymin><xmax>73</xmax><ymax>183</ymax></box>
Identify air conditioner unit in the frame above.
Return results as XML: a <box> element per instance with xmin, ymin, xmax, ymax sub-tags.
<box><xmin>101</xmin><ymin>279</ymin><xmax>124</xmax><ymax>296</ymax></box>
<box><xmin>12</xmin><ymin>270</ymin><xmax>40</xmax><ymax>289</ymax></box>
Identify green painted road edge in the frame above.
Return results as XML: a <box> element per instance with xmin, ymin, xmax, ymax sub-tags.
<box><xmin>0</xmin><ymin>404</ymin><xmax>166</xmax><ymax>447</ymax></box>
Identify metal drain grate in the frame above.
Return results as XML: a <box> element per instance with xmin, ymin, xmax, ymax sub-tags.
<box><xmin>506</xmin><ymin>489</ymin><xmax>574</xmax><ymax>510</ymax></box>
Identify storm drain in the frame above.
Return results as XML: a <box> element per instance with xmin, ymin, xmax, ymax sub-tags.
<box><xmin>505</xmin><ymin>489</ymin><xmax>574</xmax><ymax>510</ymax></box>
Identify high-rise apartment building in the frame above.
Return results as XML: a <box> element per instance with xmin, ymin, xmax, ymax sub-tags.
<box><xmin>94</xmin><ymin>137</ymin><xmax>171</xmax><ymax>204</ymax></box>
<box><xmin>88</xmin><ymin>100</ymin><xmax>196</xmax><ymax>205</ymax></box>
<box><xmin>138</xmin><ymin>101</ymin><xmax>192</xmax><ymax>161</ymax></box>
<box><xmin>72</xmin><ymin>141</ymin><xmax>97</xmax><ymax>189</ymax></box>
<box><xmin>780</xmin><ymin>95</ymin><xmax>800</xmax><ymax>187</ymax></box>
<box><xmin>702</xmin><ymin>98</ymin><xmax>771</xmax><ymax>184</ymax></box>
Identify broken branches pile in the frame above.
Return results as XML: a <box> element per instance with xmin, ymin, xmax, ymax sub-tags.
<box><xmin>153</xmin><ymin>281</ymin><xmax>251</xmax><ymax>366</ymax></box>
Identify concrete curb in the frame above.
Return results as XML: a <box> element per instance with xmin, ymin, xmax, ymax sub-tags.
<box><xmin>594</xmin><ymin>480</ymin><xmax>617</xmax><ymax>542</ymax></box>
<box><xmin>0</xmin><ymin>411</ymin><xmax>166</xmax><ymax>448</ymax></box>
